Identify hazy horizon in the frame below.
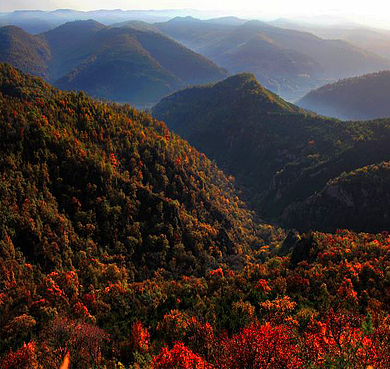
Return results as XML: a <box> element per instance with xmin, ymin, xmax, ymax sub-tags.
<box><xmin>1</xmin><ymin>1</ymin><xmax>390</xmax><ymax>30</ymax></box>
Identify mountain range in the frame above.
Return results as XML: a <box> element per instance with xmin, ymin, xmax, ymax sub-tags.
<box><xmin>0</xmin><ymin>9</ymin><xmax>217</xmax><ymax>33</ymax></box>
<box><xmin>155</xmin><ymin>16</ymin><xmax>390</xmax><ymax>101</ymax></box>
<box><xmin>268</xmin><ymin>18</ymin><xmax>390</xmax><ymax>60</ymax></box>
<box><xmin>3</xmin><ymin>13</ymin><xmax>390</xmax><ymax>106</ymax></box>
<box><xmin>0</xmin><ymin>20</ymin><xmax>227</xmax><ymax>107</ymax></box>
<box><xmin>3</xmin><ymin>6</ymin><xmax>390</xmax><ymax>368</ymax></box>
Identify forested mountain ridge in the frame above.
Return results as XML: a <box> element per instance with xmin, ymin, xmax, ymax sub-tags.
<box><xmin>153</xmin><ymin>73</ymin><xmax>390</xmax><ymax>232</ymax></box>
<box><xmin>0</xmin><ymin>20</ymin><xmax>227</xmax><ymax>107</ymax></box>
<box><xmin>0</xmin><ymin>62</ymin><xmax>279</xmax><ymax>278</ymax></box>
<box><xmin>0</xmin><ymin>25</ymin><xmax>51</xmax><ymax>78</ymax></box>
<box><xmin>298</xmin><ymin>70</ymin><xmax>390</xmax><ymax>120</ymax></box>
<box><xmin>2</xmin><ymin>64</ymin><xmax>390</xmax><ymax>369</ymax></box>
<box><xmin>52</xmin><ymin>25</ymin><xmax>184</xmax><ymax>106</ymax></box>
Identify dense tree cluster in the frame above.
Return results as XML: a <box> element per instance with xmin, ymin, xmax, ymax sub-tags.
<box><xmin>2</xmin><ymin>224</ymin><xmax>390</xmax><ymax>367</ymax></box>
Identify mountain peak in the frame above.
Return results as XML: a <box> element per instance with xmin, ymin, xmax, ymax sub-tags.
<box><xmin>209</xmin><ymin>73</ymin><xmax>302</xmax><ymax>113</ymax></box>
<box><xmin>0</xmin><ymin>26</ymin><xmax>50</xmax><ymax>78</ymax></box>
<box><xmin>0</xmin><ymin>24</ymin><xmax>29</xmax><ymax>34</ymax></box>
<box><xmin>168</xmin><ymin>16</ymin><xmax>201</xmax><ymax>23</ymax></box>
<box><xmin>152</xmin><ymin>73</ymin><xmax>305</xmax><ymax>145</ymax></box>
<box><xmin>152</xmin><ymin>72</ymin><xmax>390</xmax><ymax>231</ymax></box>
<box><xmin>240</xmin><ymin>19</ymin><xmax>273</xmax><ymax>29</ymax></box>
<box><xmin>48</xmin><ymin>19</ymin><xmax>105</xmax><ymax>33</ymax></box>
<box><xmin>205</xmin><ymin>16</ymin><xmax>247</xmax><ymax>26</ymax></box>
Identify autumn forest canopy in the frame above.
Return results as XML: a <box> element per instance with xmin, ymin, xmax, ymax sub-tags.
<box><xmin>2</xmin><ymin>7</ymin><xmax>390</xmax><ymax>369</ymax></box>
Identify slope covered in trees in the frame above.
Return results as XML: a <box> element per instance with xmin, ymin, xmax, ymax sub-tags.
<box><xmin>0</xmin><ymin>62</ymin><xmax>277</xmax><ymax>280</ymax></box>
<box><xmin>298</xmin><ymin>70</ymin><xmax>390</xmax><ymax>120</ymax></box>
<box><xmin>2</xmin><ymin>64</ymin><xmax>390</xmax><ymax>368</ymax></box>
<box><xmin>153</xmin><ymin>73</ymin><xmax>390</xmax><ymax>232</ymax></box>
<box><xmin>0</xmin><ymin>25</ymin><xmax>51</xmax><ymax>79</ymax></box>
<box><xmin>53</xmin><ymin>25</ymin><xmax>184</xmax><ymax>107</ymax></box>
<box><xmin>283</xmin><ymin>161</ymin><xmax>390</xmax><ymax>232</ymax></box>
<box><xmin>0</xmin><ymin>62</ymin><xmax>282</xmax><ymax>363</ymax></box>
<box><xmin>0</xmin><ymin>21</ymin><xmax>227</xmax><ymax>107</ymax></box>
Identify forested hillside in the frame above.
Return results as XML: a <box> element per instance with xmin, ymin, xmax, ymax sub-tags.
<box><xmin>298</xmin><ymin>70</ymin><xmax>390</xmax><ymax>120</ymax></box>
<box><xmin>0</xmin><ymin>26</ymin><xmax>51</xmax><ymax>78</ymax></box>
<box><xmin>0</xmin><ymin>62</ymin><xmax>282</xmax><ymax>365</ymax></box>
<box><xmin>0</xmin><ymin>63</ymin><xmax>276</xmax><ymax>279</ymax></box>
<box><xmin>283</xmin><ymin>161</ymin><xmax>390</xmax><ymax>232</ymax></box>
<box><xmin>2</xmin><ymin>64</ymin><xmax>390</xmax><ymax>368</ymax></box>
<box><xmin>153</xmin><ymin>73</ymin><xmax>390</xmax><ymax>232</ymax></box>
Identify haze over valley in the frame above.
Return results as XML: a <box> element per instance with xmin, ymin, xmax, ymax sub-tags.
<box><xmin>3</xmin><ymin>8</ymin><xmax>390</xmax><ymax>103</ymax></box>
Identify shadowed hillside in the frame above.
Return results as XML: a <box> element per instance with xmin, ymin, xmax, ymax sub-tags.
<box><xmin>153</xmin><ymin>73</ymin><xmax>390</xmax><ymax>232</ymax></box>
<box><xmin>298</xmin><ymin>70</ymin><xmax>390</xmax><ymax>120</ymax></box>
<box><xmin>283</xmin><ymin>161</ymin><xmax>390</xmax><ymax>232</ymax></box>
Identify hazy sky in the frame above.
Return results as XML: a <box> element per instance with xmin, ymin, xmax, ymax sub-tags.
<box><xmin>1</xmin><ymin>0</ymin><xmax>390</xmax><ymax>27</ymax></box>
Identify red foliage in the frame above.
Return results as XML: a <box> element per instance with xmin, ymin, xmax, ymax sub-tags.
<box><xmin>254</xmin><ymin>279</ymin><xmax>271</xmax><ymax>293</ymax></box>
<box><xmin>152</xmin><ymin>342</ymin><xmax>212</xmax><ymax>369</ymax></box>
<box><xmin>337</xmin><ymin>278</ymin><xmax>358</xmax><ymax>305</ymax></box>
<box><xmin>158</xmin><ymin>310</ymin><xmax>215</xmax><ymax>358</ymax></box>
<box><xmin>0</xmin><ymin>342</ymin><xmax>39</xmax><ymax>369</ymax></box>
<box><xmin>209</xmin><ymin>268</ymin><xmax>224</xmax><ymax>278</ymax></box>
<box><xmin>44</xmin><ymin>316</ymin><xmax>109</xmax><ymax>368</ymax></box>
<box><xmin>303</xmin><ymin>311</ymin><xmax>379</xmax><ymax>367</ymax></box>
<box><xmin>216</xmin><ymin>322</ymin><xmax>302</xmax><ymax>369</ymax></box>
<box><xmin>110</xmin><ymin>153</ymin><xmax>119</xmax><ymax>168</ymax></box>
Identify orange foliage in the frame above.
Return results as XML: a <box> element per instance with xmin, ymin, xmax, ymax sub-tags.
<box><xmin>130</xmin><ymin>321</ymin><xmax>150</xmax><ymax>352</ymax></box>
<box><xmin>209</xmin><ymin>268</ymin><xmax>224</xmax><ymax>278</ymax></box>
